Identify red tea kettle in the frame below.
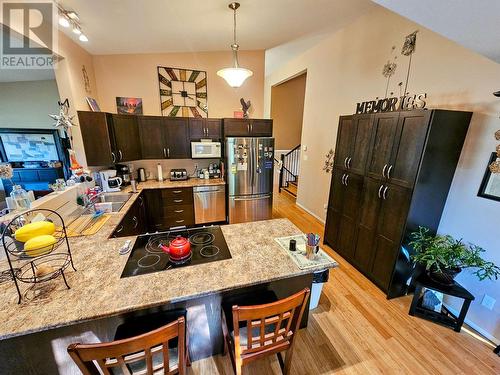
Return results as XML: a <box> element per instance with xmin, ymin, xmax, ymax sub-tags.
<box><xmin>160</xmin><ymin>236</ymin><xmax>191</xmax><ymax>259</ymax></box>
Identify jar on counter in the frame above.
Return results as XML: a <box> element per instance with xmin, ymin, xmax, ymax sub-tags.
<box><xmin>10</xmin><ymin>185</ymin><xmax>31</xmax><ymax>210</ymax></box>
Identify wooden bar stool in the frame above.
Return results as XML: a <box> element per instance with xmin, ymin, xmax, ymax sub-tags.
<box><xmin>221</xmin><ymin>288</ymin><xmax>310</xmax><ymax>375</ymax></box>
<box><xmin>68</xmin><ymin>316</ymin><xmax>188</xmax><ymax>375</ymax></box>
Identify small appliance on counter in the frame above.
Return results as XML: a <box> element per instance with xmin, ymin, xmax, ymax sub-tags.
<box><xmin>198</xmin><ymin>163</ymin><xmax>222</xmax><ymax>179</ymax></box>
<box><xmin>138</xmin><ymin>168</ymin><xmax>147</xmax><ymax>182</ymax></box>
<box><xmin>115</xmin><ymin>164</ymin><xmax>131</xmax><ymax>185</ymax></box>
<box><xmin>99</xmin><ymin>170</ymin><xmax>122</xmax><ymax>192</ymax></box>
<box><xmin>169</xmin><ymin>168</ymin><xmax>189</xmax><ymax>181</ymax></box>
<box><xmin>191</xmin><ymin>141</ymin><xmax>221</xmax><ymax>158</ymax></box>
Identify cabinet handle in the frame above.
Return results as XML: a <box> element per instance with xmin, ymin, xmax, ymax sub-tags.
<box><xmin>382</xmin><ymin>186</ymin><xmax>389</xmax><ymax>200</ymax></box>
<box><xmin>173</xmin><ymin>199</ymin><xmax>183</xmax><ymax>203</ymax></box>
<box><xmin>250</xmin><ymin>123</ymin><xmax>253</xmax><ymax>133</ymax></box>
<box><xmin>138</xmin><ymin>196</ymin><xmax>144</xmax><ymax>206</ymax></box>
<box><xmin>345</xmin><ymin>175</ymin><xmax>349</xmax><ymax>186</ymax></box>
<box><xmin>387</xmin><ymin>165</ymin><xmax>393</xmax><ymax>179</ymax></box>
<box><xmin>175</xmin><ymin>219</ymin><xmax>185</xmax><ymax>224</ymax></box>
<box><xmin>348</xmin><ymin>157</ymin><xmax>352</xmax><ymax>169</ymax></box>
<box><xmin>132</xmin><ymin>216</ymin><xmax>138</xmax><ymax>228</ymax></box>
<box><xmin>172</xmin><ymin>190</ymin><xmax>182</xmax><ymax>194</ymax></box>
<box><xmin>163</xmin><ymin>148</ymin><xmax>166</xmax><ymax>158</ymax></box>
<box><xmin>116</xmin><ymin>225</ymin><xmax>124</xmax><ymax>233</ymax></box>
<box><xmin>111</xmin><ymin>152</ymin><xmax>116</xmax><ymax>163</ymax></box>
<box><xmin>382</xmin><ymin>164</ymin><xmax>388</xmax><ymax>178</ymax></box>
<box><xmin>341</xmin><ymin>174</ymin><xmax>346</xmax><ymax>185</ymax></box>
<box><xmin>174</xmin><ymin>209</ymin><xmax>184</xmax><ymax>213</ymax></box>
<box><xmin>344</xmin><ymin>157</ymin><xmax>349</xmax><ymax>168</ymax></box>
<box><xmin>378</xmin><ymin>185</ymin><xmax>384</xmax><ymax>199</ymax></box>
<box><xmin>167</xmin><ymin>148</ymin><xmax>170</xmax><ymax>158</ymax></box>
<box><xmin>118</xmin><ymin>150</ymin><xmax>123</xmax><ymax>161</ymax></box>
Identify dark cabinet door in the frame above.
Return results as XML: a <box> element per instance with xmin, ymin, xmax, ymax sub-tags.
<box><xmin>333</xmin><ymin>116</ymin><xmax>354</xmax><ymax>170</ymax></box>
<box><xmin>370</xmin><ymin>184</ymin><xmax>412</xmax><ymax>290</ymax></box>
<box><xmin>112</xmin><ymin>115</ymin><xmax>141</xmax><ymax>162</ymax></box>
<box><xmin>324</xmin><ymin>169</ymin><xmax>345</xmax><ymax>251</ymax></box>
<box><xmin>324</xmin><ymin>208</ymin><xmax>341</xmax><ymax>251</ymax></box>
<box><xmin>353</xmin><ymin>177</ymin><xmax>384</xmax><ymax>273</ymax></box>
<box><xmin>349</xmin><ymin>114</ymin><xmax>373</xmax><ymax>175</ymax></box>
<box><xmin>138</xmin><ymin>116</ymin><xmax>165</xmax><ymax>159</ymax></box>
<box><xmin>143</xmin><ymin>189</ymin><xmax>164</xmax><ymax>231</ymax></box>
<box><xmin>164</xmin><ymin>117</ymin><xmax>190</xmax><ymax>158</ymax></box>
<box><xmin>327</xmin><ymin>168</ymin><xmax>345</xmax><ymax>210</ymax></box>
<box><xmin>336</xmin><ymin>173</ymin><xmax>364</xmax><ymax>260</ymax></box>
<box><xmin>189</xmin><ymin>118</ymin><xmax>205</xmax><ymax>139</ymax></box>
<box><xmin>366</xmin><ymin>112</ymin><xmax>400</xmax><ymax>180</ymax></box>
<box><xmin>387</xmin><ymin>111</ymin><xmax>430</xmax><ymax>188</ymax></box>
<box><xmin>250</xmin><ymin>119</ymin><xmax>273</xmax><ymax>137</ymax></box>
<box><xmin>77</xmin><ymin>111</ymin><xmax>114</xmax><ymax>166</ymax></box>
<box><xmin>206</xmin><ymin>118</ymin><xmax>222</xmax><ymax>138</ymax></box>
<box><xmin>223</xmin><ymin>119</ymin><xmax>250</xmax><ymax>137</ymax></box>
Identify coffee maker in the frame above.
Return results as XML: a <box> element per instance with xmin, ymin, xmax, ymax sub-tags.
<box><xmin>99</xmin><ymin>170</ymin><xmax>123</xmax><ymax>192</ymax></box>
<box><xmin>115</xmin><ymin>164</ymin><xmax>131</xmax><ymax>185</ymax></box>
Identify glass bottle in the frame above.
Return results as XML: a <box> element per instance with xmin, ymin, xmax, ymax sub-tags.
<box><xmin>10</xmin><ymin>185</ymin><xmax>31</xmax><ymax>210</ymax></box>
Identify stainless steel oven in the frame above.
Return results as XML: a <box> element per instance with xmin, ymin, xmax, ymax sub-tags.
<box><xmin>193</xmin><ymin>185</ymin><xmax>226</xmax><ymax>224</ymax></box>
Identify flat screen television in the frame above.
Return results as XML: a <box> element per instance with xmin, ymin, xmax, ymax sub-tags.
<box><xmin>0</xmin><ymin>132</ymin><xmax>59</xmax><ymax>162</ymax></box>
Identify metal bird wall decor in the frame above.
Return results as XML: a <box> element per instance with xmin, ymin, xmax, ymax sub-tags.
<box><xmin>240</xmin><ymin>98</ymin><xmax>251</xmax><ymax>118</ymax></box>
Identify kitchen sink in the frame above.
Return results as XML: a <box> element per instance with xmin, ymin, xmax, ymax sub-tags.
<box><xmin>89</xmin><ymin>193</ymin><xmax>131</xmax><ymax>212</ymax></box>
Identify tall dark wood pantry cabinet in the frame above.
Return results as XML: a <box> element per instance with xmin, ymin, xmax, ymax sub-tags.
<box><xmin>324</xmin><ymin>109</ymin><xmax>472</xmax><ymax>298</ymax></box>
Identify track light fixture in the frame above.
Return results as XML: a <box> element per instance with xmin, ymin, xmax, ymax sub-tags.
<box><xmin>57</xmin><ymin>4</ymin><xmax>88</xmax><ymax>43</ymax></box>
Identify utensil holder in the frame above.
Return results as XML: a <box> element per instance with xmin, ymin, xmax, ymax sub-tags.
<box><xmin>305</xmin><ymin>245</ymin><xmax>317</xmax><ymax>260</ymax></box>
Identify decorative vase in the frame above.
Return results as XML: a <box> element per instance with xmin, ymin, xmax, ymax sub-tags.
<box><xmin>428</xmin><ymin>265</ymin><xmax>461</xmax><ymax>286</ymax></box>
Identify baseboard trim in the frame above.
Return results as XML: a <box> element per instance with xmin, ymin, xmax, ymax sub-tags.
<box><xmin>296</xmin><ymin>202</ymin><xmax>325</xmax><ymax>224</ymax></box>
<box><xmin>442</xmin><ymin>302</ymin><xmax>499</xmax><ymax>345</ymax></box>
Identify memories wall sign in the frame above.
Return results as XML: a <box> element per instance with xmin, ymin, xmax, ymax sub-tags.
<box><xmin>355</xmin><ymin>93</ymin><xmax>427</xmax><ymax>114</ymax></box>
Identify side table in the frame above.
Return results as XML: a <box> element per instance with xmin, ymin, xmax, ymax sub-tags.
<box><xmin>409</xmin><ymin>273</ymin><xmax>475</xmax><ymax>332</ymax></box>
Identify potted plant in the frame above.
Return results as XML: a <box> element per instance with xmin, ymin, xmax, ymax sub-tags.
<box><xmin>409</xmin><ymin>227</ymin><xmax>500</xmax><ymax>286</ymax></box>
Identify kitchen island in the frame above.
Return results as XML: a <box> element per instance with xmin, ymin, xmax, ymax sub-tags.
<box><xmin>0</xmin><ymin>185</ymin><xmax>337</xmax><ymax>374</ymax></box>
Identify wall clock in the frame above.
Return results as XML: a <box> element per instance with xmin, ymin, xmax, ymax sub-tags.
<box><xmin>157</xmin><ymin>66</ymin><xmax>208</xmax><ymax>118</ymax></box>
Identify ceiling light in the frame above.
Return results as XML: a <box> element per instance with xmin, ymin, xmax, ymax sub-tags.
<box><xmin>79</xmin><ymin>34</ymin><xmax>88</xmax><ymax>42</ymax></box>
<box><xmin>217</xmin><ymin>2</ymin><xmax>253</xmax><ymax>88</ymax></box>
<box><xmin>58</xmin><ymin>15</ymin><xmax>70</xmax><ymax>28</ymax></box>
<box><xmin>67</xmin><ymin>11</ymin><xmax>79</xmax><ymax>20</ymax></box>
<box><xmin>72</xmin><ymin>25</ymin><xmax>81</xmax><ymax>35</ymax></box>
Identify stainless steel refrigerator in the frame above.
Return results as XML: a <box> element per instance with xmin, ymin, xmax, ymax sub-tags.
<box><xmin>226</xmin><ymin>137</ymin><xmax>274</xmax><ymax>223</ymax></box>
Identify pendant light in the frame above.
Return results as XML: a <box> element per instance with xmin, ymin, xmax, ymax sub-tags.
<box><xmin>217</xmin><ymin>2</ymin><xmax>253</xmax><ymax>88</ymax></box>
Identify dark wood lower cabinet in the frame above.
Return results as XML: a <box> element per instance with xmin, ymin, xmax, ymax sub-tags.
<box><xmin>324</xmin><ymin>109</ymin><xmax>472</xmax><ymax>298</ymax></box>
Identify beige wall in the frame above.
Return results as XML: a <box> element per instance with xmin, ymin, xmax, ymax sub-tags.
<box><xmin>271</xmin><ymin>72</ymin><xmax>306</xmax><ymax>150</ymax></box>
<box><xmin>92</xmin><ymin>50</ymin><xmax>265</xmax><ymax>118</ymax></box>
<box><xmin>0</xmin><ymin>80</ymin><xmax>60</xmax><ymax>128</ymax></box>
<box><xmin>265</xmin><ymin>6</ymin><xmax>500</xmax><ymax>341</ymax></box>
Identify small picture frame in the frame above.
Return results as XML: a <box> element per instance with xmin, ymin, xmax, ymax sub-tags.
<box><xmin>477</xmin><ymin>152</ymin><xmax>500</xmax><ymax>202</ymax></box>
<box><xmin>85</xmin><ymin>97</ymin><xmax>101</xmax><ymax>112</ymax></box>
<box><xmin>116</xmin><ymin>97</ymin><xmax>143</xmax><ymax>115</ymax></box>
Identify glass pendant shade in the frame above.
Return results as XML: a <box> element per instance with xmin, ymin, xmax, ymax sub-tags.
<box><xmin>217</xmin><ymin>66</ymin><xmax>253</xmax><ymax>88</ymax></box>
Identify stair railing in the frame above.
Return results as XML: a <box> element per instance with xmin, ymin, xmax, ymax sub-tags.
<box><xmin>277</xmin><ymin>144</ymin><xmax>300</xmax><ymax>193</ymax></box>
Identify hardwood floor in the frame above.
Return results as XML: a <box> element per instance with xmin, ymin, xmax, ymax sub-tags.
<box><xmin>190</xmin><ymin>192</ymin><xmax>499</xmax><ymax>374</ymax></box>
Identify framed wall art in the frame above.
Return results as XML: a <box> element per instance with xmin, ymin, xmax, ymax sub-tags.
<box><xmin>158</xmin><ymin>66</ymin><xmax>208</xmax><ymax>118</ymax></box>
<box><xmin>477</xmin><ymin>152</ymin><xmax>500</xmax><ymax>202</ymax></box>
<box><xmin>116</xmin><ymin>97</ymin><xmax>143</xmax><ymax>115</ymax></box>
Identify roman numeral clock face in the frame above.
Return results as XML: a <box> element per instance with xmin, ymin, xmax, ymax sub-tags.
<box><xmin>158</xmin><ymin>67</ymin><xmax>208</xmax><ymax>118</ymax></box>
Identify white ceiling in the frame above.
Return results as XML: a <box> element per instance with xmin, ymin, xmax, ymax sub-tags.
<box><xmin>372</xmin><ymin>0</ymin><xmax>500</xmax><ymax>63</ymax></box>
<box><xmin>59</xmin><ymin>0</ymin><xmax>374</xmax><ymax>55</ymax></box>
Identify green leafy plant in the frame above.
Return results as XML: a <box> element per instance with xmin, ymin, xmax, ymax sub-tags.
<box><xmin>409</xmin><ymin>227</ymin><xmax>500</xmax><ymax>281</ymax></box>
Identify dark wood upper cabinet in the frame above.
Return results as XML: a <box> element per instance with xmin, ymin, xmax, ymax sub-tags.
<box><xmin>325</xmin><ymin>109</ymin><xmax>472</xmax><ymax>297</ymax></box>
<box><xmin>223</xmin><ymin>118</ymin><xmax>272</xmax><ymax>137</ymax></box>
<box><xmin>164</xmin><ymin>117</ymin><xmax>190</xmax><ymax>159</ymax></box>
<box><xmin>111</xmin><ymin>114</ymin><xmax>141</xmax><ymax>162</ymax></box>
<box><xmin>189</xmin><ymin>118</ymin><xmax>221</xmax><ymax>140</ymax></box>
<box><xmin>366</xmin><ymin>112</ymin><xmax>400</xmax><ymax>180</ymax></box>
<box><xmin>138</xmin><ymin>116</ymin><xmax>164</xmax><ymax>159</ymax></box>
<box><xmin>77</xmin><ymin>111</ymin><xmax>114</xmax><ymax>166</ymax></box>
<box><xmin>387</xmin><ymin>110</ymin><xmax>431</xmax><ymax>188</ymax></box>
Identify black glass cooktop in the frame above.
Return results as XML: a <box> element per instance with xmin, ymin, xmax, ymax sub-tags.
<box><xmin>120</xmin><ymin>226</ymin><xmax>231</xmax><ymax>278</ymax></box>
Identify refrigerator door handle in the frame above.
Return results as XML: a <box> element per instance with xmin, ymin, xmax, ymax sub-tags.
<box><xmin>233</xmin><ymin>194</ymin><xmax>271</xmax><ymax>201</ymax></box>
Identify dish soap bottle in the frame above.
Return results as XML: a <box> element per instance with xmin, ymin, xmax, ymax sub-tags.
<box><xmin>10</xmin><ymin>185</ymin><xmax>31</xmax><ymax>210</ymax></box>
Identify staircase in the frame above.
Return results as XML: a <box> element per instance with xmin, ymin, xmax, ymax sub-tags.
<box><xmin>277</xmin><ymin>145</ymin><xmax>300</xmax><ymax>198</ymax></box>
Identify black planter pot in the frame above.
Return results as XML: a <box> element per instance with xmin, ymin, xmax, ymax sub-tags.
<box><xmin>428</xmin><ymin>266</ymin><xmax>461</xmax><ymax>286</ymax></box>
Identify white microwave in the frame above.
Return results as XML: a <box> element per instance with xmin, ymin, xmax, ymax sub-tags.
<box><xmin>191</xmin><ymin>141</ymin><xmax>221</xmax><ymax>158</ymax></box>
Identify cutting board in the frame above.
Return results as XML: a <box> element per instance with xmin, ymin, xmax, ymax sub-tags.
<box><xmin>66</xmin><ymin>214</ymin><xmax>111</xmax><ymax>237</ymax></box>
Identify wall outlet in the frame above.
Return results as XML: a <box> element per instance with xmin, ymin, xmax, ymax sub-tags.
<box><xmin>303</xmin><ymin>154</ymin><xmax>308</xmax><ymax>161</ymax></box>
<box><xmin>481</xmin><ymin>294</ymin><xmax>496</xmax><ymax>310</ymax></box>
<box><xmin>303</xmin><ymin>145</ymin><xmax>307</xmax><ymax>151</ymax></box>
<box><xmin>323</xmin><ymin>203</ymin><xmax>328</xmax><ymax>210</ymax></box>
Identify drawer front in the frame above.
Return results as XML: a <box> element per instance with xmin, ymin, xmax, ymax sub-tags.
<box><xmin>163</xmin><ymin>215</ymin><xmax>194</xmax><ymax>228</ymax></box>
<box><xmin>161</xmin><ymin>188</ymin><xmax>193</xmax><ymax>205</ymax></box>
<box><xmin>162</xmin><ymin>204</ymin><xmax>194</xmax><ymax>219</ymax></box>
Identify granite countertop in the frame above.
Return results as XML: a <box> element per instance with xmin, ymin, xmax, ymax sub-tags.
<box><xmin>0</xmin><ymin>183</ymin><xmax>337</xmax><ymax>341</ymax></box>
